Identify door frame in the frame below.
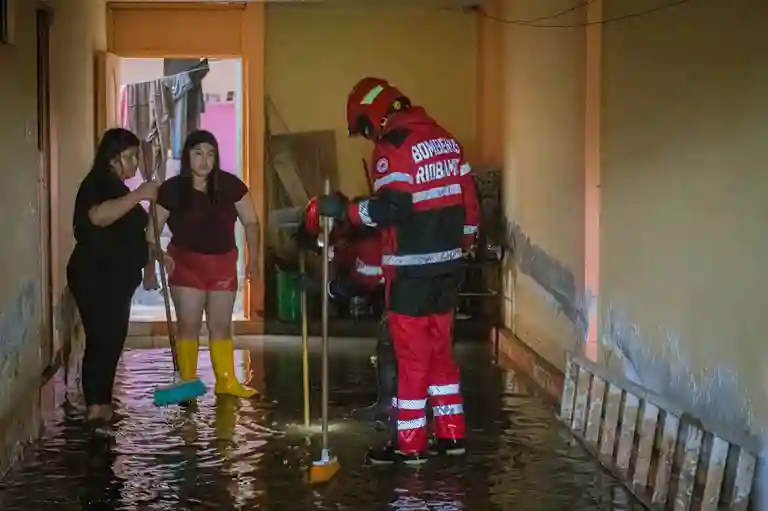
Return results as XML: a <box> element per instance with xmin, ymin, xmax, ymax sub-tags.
<box><xmin>36</xmin><ymin>6</ymin><xmax>55</xmax><ymax>370</ymax></box>
<box><xmin>104</xmin><ymin>2</ymin><xmax>266</xmax><ymax>336</ymax></box>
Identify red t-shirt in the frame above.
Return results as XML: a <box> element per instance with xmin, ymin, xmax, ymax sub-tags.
<box><xmin>157</xmin><ymin>171</ymin><xmax>248</xmax><ymax>254</ymax></box>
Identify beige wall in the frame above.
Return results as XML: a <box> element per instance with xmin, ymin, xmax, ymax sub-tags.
<box><xmin>499</xmin><ymin>0</ymin><xmax>587</xmax><ymax>368</ymax></box>
<box><xmin>600</xmin><ymin>0</ymin><xmax>768</xmax><ymax>449</ymax></box>
<box><xmin>495</xmin><ymin>0</ymin><xmax>768</xmax><ymax>475</ymax></box>
<box><xmin>265</xmin><ymin>4</ymin><xmax>477</xmax><ymax>198</ymax></box>
<box><xmin>0</xmin><ymin>0</ymin><xmax>105</xmax><ymax>420</ymax></box>
<box><xmin>0</xmin><ymin>0</ymin><xmax>43</xmax><ymax>418</ymax></box>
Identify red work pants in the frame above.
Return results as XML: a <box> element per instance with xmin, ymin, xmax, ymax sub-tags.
<box><xmin>389</xmin><ymin>311</ymin><xmax>465</xmax><ymax>454</ymax></box>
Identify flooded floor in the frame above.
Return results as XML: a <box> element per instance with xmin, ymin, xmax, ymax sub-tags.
<box><xmin>0</xmin><ymin>338</ymin><xmax>643</xmax><ymax>510</ymax></box>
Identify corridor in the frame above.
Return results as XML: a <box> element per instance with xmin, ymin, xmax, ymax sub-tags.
<box><xmin>0</xmin><ymin>339</ymin><xmax>641</xmax><ymax>510</ymax></box>
<box><xmin>0</xmin><ymin>0</ymin><xmax>766</xmax><ymax>508</ymax></box>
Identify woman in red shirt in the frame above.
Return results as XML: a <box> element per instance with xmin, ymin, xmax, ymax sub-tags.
<box><xmin>145</xmin><ymin>130</ymin><xmax>260</xmax><ymax>399</ymax></box>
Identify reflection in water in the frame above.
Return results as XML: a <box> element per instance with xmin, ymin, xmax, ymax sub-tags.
<box><xmin>0</xmin><ymin>339</ymin><xmax>643</xmax><ymax>510</ymax></box>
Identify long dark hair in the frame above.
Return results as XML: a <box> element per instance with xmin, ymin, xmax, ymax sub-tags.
<box><xmin>179</xmin><ymin>129</ymin><xmax>221</xmax><ymax>209</ymax></box>
<box><xmin>90</xmin><ymin>128</ymin><xmax>140</xmax><ymax>177</ymax></box>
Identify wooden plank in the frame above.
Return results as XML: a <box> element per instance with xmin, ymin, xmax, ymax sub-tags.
<box><xmin>729</xmin><ymin>450</ymin><xmax>756</xmax><ymax>511</ymax></box>
<box><xmin>270</xmin><ymin>138</ymin><xmax>310</xmax><ymax>207</ymax></box>
<box><xmin>673</xmin><ymin>424</ymin><xmax>703</xmax><ymax>511</ymax></box>
<box><xmin>652</xmin><ymin>412</ymin><xmax>681</xmax><ymax>506</ymax></box>
<box><xmin>599</xmin><ymin>384</ymin><xmax>623</xmax><ymax>464</ymax></box>
<box><xmin>559</xmin><ymin>357</ymin><xmax>578</xmax><ymax>424</ymax></box>
<box><xmin>584</xmin><ymin>375</ymin><xmax>606</xmax><ymax>447</ymax></box>
<box><xmin>632</xmin><ymin>401</ymin><xmax>659</xmax><ymax>492</ymax></box>
<box><xmin>572</xmin><ymin>366</ymin><xmax>592</xmax><ymax>434</ymax></box>
<box><xmin>700</xmin><ymin>436</ymin><xmax>729</xmax><ymax>511</ymax></box>
<box><xmin>615</xmin><ymin>392</ymin><xmax>640</xmax><ymax>475</ymax></box>
<box><xmin>272</xmin><ymin>130</ymin><xmax>339</xmax><ymax>197</ymax></box>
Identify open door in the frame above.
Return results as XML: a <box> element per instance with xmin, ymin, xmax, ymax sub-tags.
<box><xmin>95</xmin><ymin>51</ymin><xmax>121</xmax><ymax>142</ymax></box>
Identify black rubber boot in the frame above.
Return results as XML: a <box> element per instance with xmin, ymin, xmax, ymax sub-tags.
<box><xmin>367</xmin><ymin>412</ymin><xmax>427</xmax><ymax>466</ymax></box>
<box><xmin>367</xmin><ymin>444</ymin><xmax>428</xmax><ymax>466</ymax></box>
<box><xmin>352</xmin><ymin>320</ymin><xmax>397</xmax><ymax>429</ymax></box>
<box><xmin>428</xmin><ymin>437</ymin><xmax>467</xmax><ymax>456</ymax></box>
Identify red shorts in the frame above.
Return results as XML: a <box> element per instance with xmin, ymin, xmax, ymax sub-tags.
<box><xmin>167</xmin><ymin>244</ymin><xmax>239</xmax><ymax>292</ymax></box>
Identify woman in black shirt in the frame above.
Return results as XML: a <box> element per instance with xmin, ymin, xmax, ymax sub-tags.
<box><xmin>67</xmin><ymin>128</ymin><xmax>159</xmax><ymax>423</ymax></box>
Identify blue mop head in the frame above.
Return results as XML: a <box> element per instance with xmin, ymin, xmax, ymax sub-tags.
<box><xmin>153</xmin><ymin>378</ymin><xmax>207</xmax><ymax>407</ymax></box>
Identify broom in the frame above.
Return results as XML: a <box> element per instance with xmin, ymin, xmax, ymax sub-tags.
<box><xmin>309</xmin><ymin>178</ymin><xmax>341</xmax><ymax>484</ymax></box>
<box><xmin>149</xmin><ymin>199</ymin><xmax>207</xmax><ymax>407</ymax></box>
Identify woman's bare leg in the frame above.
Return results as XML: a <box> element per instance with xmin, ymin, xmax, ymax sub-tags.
<box><xmin>170</xmin><ymin>286</ymin><xmax>207</xmax><ymax>339</ymax></box>
<box><xmin>170</xmin><ymin>286</ymin><xmax>206</xmax><ymax>384</ymax></box>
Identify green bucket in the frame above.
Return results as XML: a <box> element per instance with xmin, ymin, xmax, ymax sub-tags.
<box><xmin>276</xmin><ymin>267</ymin><xmax>301</xmax><ymax>323</ymax></box>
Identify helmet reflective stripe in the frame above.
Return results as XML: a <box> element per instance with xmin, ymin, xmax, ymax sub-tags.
<box><xmin>360</xmin><ymin>85</ymin><xmax>384</xmax><ymax>105</ymax></box>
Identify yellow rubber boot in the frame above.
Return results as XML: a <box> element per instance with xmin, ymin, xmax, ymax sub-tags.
<box><xmin>176</xmin><ymin>339</ymin><xmax>199</xmax><ymax>381</ymax></box>
<box><xmin>209</xmin><ymin>339</ymin><xmax>258</xmax><ymax>398</ymax></box>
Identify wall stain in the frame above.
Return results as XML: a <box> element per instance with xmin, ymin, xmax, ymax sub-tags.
<box><xmin>496</xmin><ymin>215</ymin><xmax>766</xmax><ymax>507</ymax></box>
<box><xmin>501</xmin><ymin>217</ymin><xmax>590</xmax><ymax>343</ymax></box>
<box><xmin>0</xmin><ymin>279</ymin><xmax>42</xmax><ymax>419</ymax></box>
<box><xmin>0</xmin><ymin>279</ymin><xmax>41</xmax><ymax>360</ymax></box>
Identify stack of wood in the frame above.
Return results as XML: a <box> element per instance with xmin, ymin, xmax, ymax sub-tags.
<box><xmin>265</xmin><ymin>97</ymin><xmax>339</xmax><ymax>265</ymax></box>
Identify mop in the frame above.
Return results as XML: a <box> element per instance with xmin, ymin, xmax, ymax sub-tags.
<box><xmin>300</xmin><ymin>251</ymin><xmax>310</xmax><ymax>428</ymax></box>
<box><xmin>309</xmin><ymin>178</ymin><xmax>341</xmax><ymax>484</ymax></box>
<box><xmin>150</xmin><ymin>201</ymin><xmax>207</xmax><ymax>406</ymax></box>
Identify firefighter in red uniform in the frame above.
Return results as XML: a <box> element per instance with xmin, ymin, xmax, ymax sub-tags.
<box><xmin>296</xmin><ymin>198</ymin><xmax>397</xmax><ymax>428</ymax></box>
<box><xmin>316</xmin><ymin>77</ymin><xmax>481</xmax><ymax>465</ymax></box>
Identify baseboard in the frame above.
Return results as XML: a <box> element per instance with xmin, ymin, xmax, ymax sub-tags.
<box><xmin>490</xmin><ymin>326</ymin><xmax>564</xmax><ymax>403</ymax></box>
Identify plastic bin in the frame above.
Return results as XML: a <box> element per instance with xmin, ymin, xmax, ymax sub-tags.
<box><xmin>276</xmin><ymin>267</ymin><xmax>301</xmax><ymax>323</ymax></box>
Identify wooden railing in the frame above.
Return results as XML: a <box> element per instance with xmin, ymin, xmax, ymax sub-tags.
<box><xmin>560</xmin><ymin>352</ymin><xmax>758</xmax><ymax>510</ymax></box>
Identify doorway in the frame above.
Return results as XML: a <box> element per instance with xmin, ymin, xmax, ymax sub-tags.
<box><xmin>36</xmin><ymin>8</ymin><xmax>54</xmax><ymax>371</ymax></box>
<box><xmin>103</xmin><ymin>2</ymin><xmax>267</xmax><ymax>337</ymax></box>
<box><xmin>117</xmin><ymin>57</ymin><xmax>247</xmax><ymax>326</ymax></box>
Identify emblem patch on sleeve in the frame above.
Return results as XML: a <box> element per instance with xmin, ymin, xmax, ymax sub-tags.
<box><xmin>375</xmin><ymin>157</ymin><xmax>389</xmax><ymax>173</ymax></box>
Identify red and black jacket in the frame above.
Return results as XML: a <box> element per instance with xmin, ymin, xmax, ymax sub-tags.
<box><xmin>346</xmin><ymin>107</ymin><xmax>480</xmax><ymax>282</ymax></box>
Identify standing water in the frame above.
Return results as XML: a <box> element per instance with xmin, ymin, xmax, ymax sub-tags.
<box><xmin>0</xmin><ymin>338</ymin><xmax>643</xmax><ymax>510</ymax></box>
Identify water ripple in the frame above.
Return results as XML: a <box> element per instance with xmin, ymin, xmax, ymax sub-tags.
<box><xmin>0</xmin><ymin>340</ymin><xmax>643</xmax><ymax>510</ymax></box>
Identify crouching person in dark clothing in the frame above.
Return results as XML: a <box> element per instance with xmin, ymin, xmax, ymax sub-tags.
<box><xmin>67</xmin><ymin>128</ymin><xmax>159</xmax><ymax>423</ymax></box>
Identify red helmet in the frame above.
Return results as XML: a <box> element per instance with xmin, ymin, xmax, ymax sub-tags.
<box><xmin>303</xmin><ymin>196</ymin><xmax>321</xmax><ymax>236</ymax></box>
<box><xmin>303</xmin><ymin>193</ymin><xmax>350</xmax><ymax>237</ymax></box>
<box><xmin>346</xmin><ymin>77</ymin><xmax>410</xmax><ymax>139</ymax></box>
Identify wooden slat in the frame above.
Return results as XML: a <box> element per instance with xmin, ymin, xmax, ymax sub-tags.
<box><xmin>599</xmin><ymin>384</ymin><xmax>623</xmax><ymax>464</ymax></box>
<box><xmin>561</xmin><ymin>352</ymin><xmax>758</xmax><ymax>511</ymax></box>
<box><xmin>570</xmin><ymin>352</ymin><xmax>759</xmax><ymax>454</ymax></box>
<box><xmin>559</xmin><ymin>357</ymin><xmax>578</xmax><ymax>423</ymax></box>
<box><xmin>673</xmin><ymin>425</ymin><xmax>703</xmax><ymax>511</ymax></box>
<box><xmin>700</xmin><ymin>436</ymin><xmax>729</xmax><ymax>511</ymax></box>
<box><xmin>652</xmin><ymin>412</ymin><xmax>681</xmax><ymax>506</ymax></box>
<box><xmin>572</xmin><ymin>366</ymin><xmax>592</xmax><ymax>434</ymax></box>
<box><xmin>632</xmin><ymin>401</ymin><xmax>659</xmax><ymax>492</ymax></box>
<box><xmin>615</xmin><ymin>392</ymin><xmax>640</xmax><ymax>475</ymax></box>
<box><xmin>584</xmin><ymin>375</ymin><xmax>606</xmax><ymax>447</ymax></box>
<box><xmin>730</xmin><ymin>450</ymin><xmax>756</xmax><ymax>511</ymax></box>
